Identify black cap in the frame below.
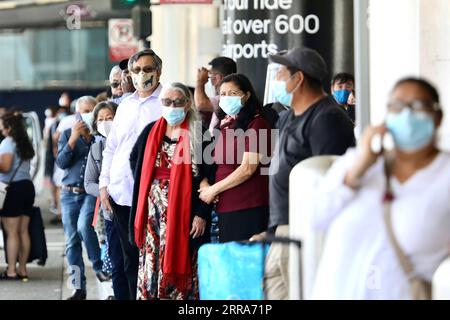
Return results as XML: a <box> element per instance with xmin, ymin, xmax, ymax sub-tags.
<box><xmin>269</xmin><ymin>47</ymin><xmax>328</xmax><ymax>82</ymax></box>
<box><xmin>119</xmin><ymin>59</ymin><xmax>129</xmax><ymax>70</ymax></box>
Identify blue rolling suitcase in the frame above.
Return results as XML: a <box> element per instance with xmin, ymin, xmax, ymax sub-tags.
<box><xmin>198</xmin><ymin>241</ymin><xmax>270</xmax><ymax>300</ymax></box>
<box><xmin>198</xmin><ymin>236</ymin><xmax>302</xmax><ymax>300</ymax></box>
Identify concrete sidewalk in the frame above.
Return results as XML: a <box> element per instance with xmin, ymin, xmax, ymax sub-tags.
<box><xmin>0</xmin><ymin>189</ymin><xmax>111</xmax><ymax>300</ymax></box>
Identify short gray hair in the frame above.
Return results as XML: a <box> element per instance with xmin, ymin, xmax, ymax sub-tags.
<box><xmin>109</xmin><ymin>65</ymin><xmax>122</xmax><ymax>82</ymax></box>
<box><xmin>75</xmin><ymin>96</ymin><xmax>97</xmax><ymax>112</ymax></box>
<box><xmin>128</xmin><ymin>49</ymin><xmax>162</xmax><ymax>71</ymax></box>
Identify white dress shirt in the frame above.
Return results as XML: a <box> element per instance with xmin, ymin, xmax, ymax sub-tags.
<box><xmin>99</xmin><ymin>85</ymin><xmax>163</xmax><ymax>207</ymax></box>
<box><xmin>309</xmin><ymin>148</ymin><xmax>450</xmax><ymax>299</ymax></box>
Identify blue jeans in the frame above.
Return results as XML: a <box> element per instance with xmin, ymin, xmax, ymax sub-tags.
<box><xmin>105</xmin><ymin>219</ymin><xmax>129</xmax><ymax>300</ymax></box>
<box><xmin>61</xmin><ymin>190</ymin><xmax>102</xmax><ymax>290</ymax></box>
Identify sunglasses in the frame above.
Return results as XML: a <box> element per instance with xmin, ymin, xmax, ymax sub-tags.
<box><xmin>110</xmin><ymin>82</ymin><xmax>121</xmax><ymax>89</ymax></box>
<box><xmin>130</xmin><ymin>65</ymin><xmax>158</xmax><ymax>74</ymax></box>
<box><xmin>161</xmin><ymin>98</ymin><xmax>186</xmax><ymax>108</ymax></box>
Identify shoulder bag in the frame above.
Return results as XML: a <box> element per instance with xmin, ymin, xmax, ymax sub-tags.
<box><xmin>383</xmin><ymin>157</ymin><xmax>432</xmax><ymax>300</ymax></box>
<box><xmin>0</xmin><ymin>160</ymin><xmax>24</xmax><ymax>210</ymax></box>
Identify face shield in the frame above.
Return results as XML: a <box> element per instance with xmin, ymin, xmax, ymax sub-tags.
<box><xmin>263</xmin><ymin>63</ymin><xmax>288</xmax><ymax>109</ymax></box>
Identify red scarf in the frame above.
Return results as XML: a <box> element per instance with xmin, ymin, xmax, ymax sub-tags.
<box><xmin>134</xmin><ymin>117</ymin><xmax>193</xmax><ymax>289</ymax></box>
<box><xmin>92</xmin><ymin>198</ymin><xmax>101</xmax><ymax>227</ymax></box>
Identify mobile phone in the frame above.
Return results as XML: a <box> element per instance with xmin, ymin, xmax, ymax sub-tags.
<box><xmin>370</xmin><ymin>131</ymin><xmax>394</xmax><ymax>154</ymax></box>
<box><xmin>75</xmin><ymin>112</ymin><xmax>83</xmax><ymax>122</ymax></box>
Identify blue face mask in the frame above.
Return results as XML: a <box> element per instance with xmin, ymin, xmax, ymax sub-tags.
<box><xmin>162</xmin><ymin>106</ymin><xmax>186</xmax><ymax>125</ymax></box>
<box><xmin>272</xmin><ymin>80</ymin><xmax>293</xmax><ymax>107</ymax></box>
<box><xmin>385</xmin><ymin>109</ymin><xmax>435</xmax><ymax>152</ymax></box>
<box><xmin>219</xmin><ymin>96</ymin><xmax>244</xmax><ymax>116</ymax></box>
<box><xmin>333</xmin><ymin>89</ymin><xmax>352</xmax><ymax>105</ymax></box>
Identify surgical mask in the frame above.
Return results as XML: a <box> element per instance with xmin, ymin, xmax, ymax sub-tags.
<box><xmin>97</xmin><ymin>120</ymin><xmax>113</xmax><ymax>137</ymax></box>
<box><xmin>45</xmin><ymin>109</ymin><xmax>53</xmax><ymax>118</ymax></box>
<box><xmin>57</xmin><ymin>112</ymin><xmax>67</xmax><ymax>122</ymax></box>
<box><xmin>59</xmin><ymin>97</ymin><xmax>67</xmax><ymax>107</ymax></box>
<box><xmin>131</xmin><ymin>71</ymin><xmax>158</xmax><ymax>92</ymax></box>
<box><xmin>272</xmin><ymin>80</ymin><xmax>293</xmax><ymax>107</ymax></box>
<box><xmin>81</xmin><ymin>112</ymin><xmax>94</xmax><ymax>132</ymax></box>
<box><xmin>219</xmin><ymin>96</ymin><xmax>244</xmax><ymax>116</ymax></box>
<box><xmin>162</xmin><ymin>106</ymin><xmax>186</xmax><ymax>125</ymax></box>
<box><xmin>385</xmin><ymin>108</ymin><xmax>435</xmax><ymax>152</ymax></box>
<box><xmin>205</xmin><ymin>78</ymin><xmax>217</xmax><ymax>96</ymax></box>
<box><xmin>333</xmin><ymin>89</ymin><xmax>352</xmax><ymax>105</ymax></box>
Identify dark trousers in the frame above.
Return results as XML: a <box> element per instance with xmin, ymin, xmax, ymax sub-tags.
<box><xmin>110</xmin><ymin>200</ymin><xmax>139</xmax><ymax>300</ymax></box>
<box><xmin>105</xmin><ymin>219</ymin><xmax>129</xmax><ymax>300</ymax></box>
<box><xmin>218</xmin><ymin>206</ymin><xmax>269</xmax><ymax>243</ymax></box>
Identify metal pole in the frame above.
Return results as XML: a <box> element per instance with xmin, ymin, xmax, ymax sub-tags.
<box><xmin>146</xmin><ymin>0</ymin><xmax>151</xmax><ymax>48</ymax></box>
<box><xmin>354</xmin><ymin>0</ymin><xmax>371</xmax><ymax>137</ymax></box>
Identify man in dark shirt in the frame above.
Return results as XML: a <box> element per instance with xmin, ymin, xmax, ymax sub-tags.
<box><xmin>56</xmin><ymin>103</ymin><xmax>110</xmax><ymax>300</ymax></box>
<box><xmin>331</xmin><ymin>72</ymin><xmax>356</xmax><ymax>124</ymax></box>
<box><xmin>251</xmin><ymin>47</ymin><xmax>355</xmax><ymax>299</ymax></box>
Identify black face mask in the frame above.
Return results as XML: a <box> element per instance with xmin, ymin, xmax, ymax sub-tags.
<box><xmin>112</xmin><ymin>94</ymin><xmax>121</xmax><ymax>99</ymax></box>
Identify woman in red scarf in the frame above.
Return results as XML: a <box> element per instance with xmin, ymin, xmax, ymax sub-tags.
<box><xmin>129</xmin><ymin>82</ymin><xmax>213</xmax><ymax>300</ymax></box>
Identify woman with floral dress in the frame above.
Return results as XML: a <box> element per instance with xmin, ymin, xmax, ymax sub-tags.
<box><xmin>129</xmin><ymin>82</ymin><xmax>214</xmax><ymax>300</ymax></box>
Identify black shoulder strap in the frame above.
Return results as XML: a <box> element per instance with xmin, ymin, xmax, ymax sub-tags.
<box><xmin>98</xmin><ymin>139</ymin><xmax>104</xmax><ymax>162</ymax></box>
<box><xmin>91</xmin><ymin>141</ymin><xmax>103</xmax><ymax>162</ymax></box>
<box><xmin>9</xmin><ymin>159</ymin><xmax>23</xmax><ymax>184</ymax></box>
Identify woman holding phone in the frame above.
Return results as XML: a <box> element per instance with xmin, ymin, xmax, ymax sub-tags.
<box><xmin>309</xmin><ymin>78</ymin><xmax>450</xmax><ymax>300</ymax></box>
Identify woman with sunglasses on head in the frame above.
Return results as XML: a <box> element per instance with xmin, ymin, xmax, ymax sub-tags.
<box><xmin>129</xmin><ymin>82</ymin><xmax>214</xmax><ymax>300</ymax></box>
<box><xmin>198</xmin><ymin>73</ymin><xmax>273</xmax><ymax>243</ymax></box>
<box><xmin>310</xmin><ymin>78</ymin><xmax>450</xmax><ymax>299</ymax></box>
<box><xmin>0</xmin><ymin>112</ymin><xmax>35</xmax><ymax>281</ymax></box>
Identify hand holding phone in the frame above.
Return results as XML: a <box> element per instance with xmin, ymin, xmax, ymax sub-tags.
<box><xmin>344</xmin><ymin>124</ymin><xmax>388</xmax><ymax>188</ymax></box>
<box><xmin>70</xmin><ymin>113</ymin><xmax>89</xmax><ymax>141</ymax></box>
<box><xmin>75</xmin><ymin>112</ymin><xmax>83</xmax><ymax>122</ymax></box>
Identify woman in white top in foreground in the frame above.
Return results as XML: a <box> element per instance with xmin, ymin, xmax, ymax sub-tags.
<box><xmin>310</xmin><ymin>78</ymin><xmax>450</xmax><ymax>299</ymax></box>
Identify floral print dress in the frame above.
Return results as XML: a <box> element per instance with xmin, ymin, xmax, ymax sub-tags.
<box><xmin>137</xmin><ymin>136</ymin><xmax>199</xmax><ymax>300</ymax></box>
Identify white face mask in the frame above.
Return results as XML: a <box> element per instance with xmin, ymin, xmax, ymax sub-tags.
<box><xmin>59</xmin><ymin>97</ymin><xmax>66</xmax><ymax>107</ymax></box>
<box><xmin>205</xmin><ymin>78</ymin><xmax>217</xmax><ymax>97</ymax></box>
<box><xmin>131</xmin><ymin>71</ymin><xmax>158</xmax><ymax>92</ymax></box>
<box><xmin>97</xmin><ymin>120</ymin><xmax>113</xmax><ymax>137</ymax></box>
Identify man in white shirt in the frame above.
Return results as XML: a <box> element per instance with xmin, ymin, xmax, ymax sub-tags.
<box><xmin>99</xmin><ymin>49</ymin><xmax>163</xmax><ymax>300</ymax></box>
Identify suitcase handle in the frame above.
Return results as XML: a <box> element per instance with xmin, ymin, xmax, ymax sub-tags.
<box><xmin>238</xmin><ymin>236</ymin><xmax>302</xmax><ymax>248</ymax></box>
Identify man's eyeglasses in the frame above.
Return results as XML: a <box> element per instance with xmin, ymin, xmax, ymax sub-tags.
<box><xmin>130</xmin><ymin>65</ymin><xmax>158</xmax><ymax>74</ymax></box>
<box><xmin>110</xmin><ymin>82</ymin><xmax>121</xmax><ymax>89</ymax></box>
<box><xmin>161</xmin><ymin>98</ymin><xmax>186</xmax><ymax>108</ymax></box>
<box><xmin>387</xmin><ymin>100</ymin><xmax>440</xmax><ymax>113</ymax></box>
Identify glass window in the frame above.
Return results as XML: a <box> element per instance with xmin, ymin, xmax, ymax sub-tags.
<box><xmin>0</xmin><ymin>27</ymin><xmax>113</xmax><ymax>89</ymax></box>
